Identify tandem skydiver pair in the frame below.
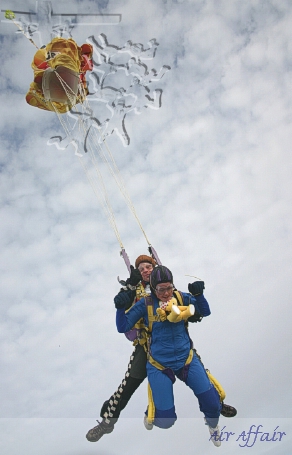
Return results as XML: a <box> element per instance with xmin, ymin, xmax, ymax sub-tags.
<box><xmin>86</xmin><ymin>255</ymin><xmax>237</xmax><ymax>447</ymax></box>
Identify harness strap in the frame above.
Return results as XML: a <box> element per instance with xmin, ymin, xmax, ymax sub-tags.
<box><xmin>125</xmin><ymin>283</ymin><xmax>151</xmax><ymax>345</ymax></box>
<box><xmin>145</xmin><ymin>295</ymin><xmax>160</xmax><ymax>332</ymax></box>
<box><xmin>173</xmin><ymin>290</ymin><xmax>184</xmax><ymax>306</ymax></box>
<box><xmin>206</xmin><ymin>370</ymin><xmax>226</xmax><ymax>402</ymax></box>
<box><xmin>148</xmin><ymin>348</ymin><xmax>193</xmax><ymax>371</ymax></box>
<box><xmin>147</xmin><ymin>382</ymin><xmax>155</xmax><ymax>423</ymax></box>
<box><xmin>146</xmin><ymin>349</ymin><xmax>194</xmax><ymax>424</ymax></box>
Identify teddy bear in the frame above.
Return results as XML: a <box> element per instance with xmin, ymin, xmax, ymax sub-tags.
<box><xmin>156</xmin><ymin>297</ymin><xmax>195</xmax><ymax>323</ymax></box>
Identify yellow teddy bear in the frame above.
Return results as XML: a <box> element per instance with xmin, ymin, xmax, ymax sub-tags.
<box><xmin>156</xmin><ymin>297</ymin><xmax>195</xmax><ymax>323</ymax></box>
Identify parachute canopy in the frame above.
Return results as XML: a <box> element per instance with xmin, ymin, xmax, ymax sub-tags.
<box><xmin>26</xmin><ymin>38</ymin><xmax>93</xmax><ymax>113</ymax></box>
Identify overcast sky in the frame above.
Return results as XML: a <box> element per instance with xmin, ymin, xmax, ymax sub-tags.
<box><xmin>0</xmin><ymin>0</ymin><xmax>291</xmax><ymax>454</ymax></box>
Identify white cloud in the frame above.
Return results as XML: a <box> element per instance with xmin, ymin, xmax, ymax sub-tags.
<box><xmin>0</xmin><ymin>0</ymin><xmax>292</xmax><ymax>453</ymax></box>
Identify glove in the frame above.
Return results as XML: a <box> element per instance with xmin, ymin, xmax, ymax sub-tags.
<box><xmin>188</xmin><ymin>313</ymin><xmax>203</xmax><ymax>323</ymax></box>
<box><xmin>188</xmin><ymin>281</ymin><xmax>205</xmax><ymax>296</ymax></box>
<box><xmin>125</xmin><ymin>265</ymin><xmax>142</xmax><ymax>287</ymax></box>
<box><xmin>114</xmin><ymin>289</ymin><xmax>136</xmax><ymax>309</ymax></box>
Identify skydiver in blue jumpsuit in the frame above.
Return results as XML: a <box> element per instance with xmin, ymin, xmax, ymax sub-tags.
<box><xmin>116</xmin><ymin>265</ymin><xmax>222</xmax><ymax>446</ymax></box>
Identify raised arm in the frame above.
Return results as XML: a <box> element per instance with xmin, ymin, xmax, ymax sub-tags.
<box><xmin>115</xmin><ymin>291</ymin><xmax>147</xmax><ymax>333</ymax></box>
<box><xmin>184</xmin><ymin>281</ymin><xmax>211</xmax><ymax>318</ymax></box>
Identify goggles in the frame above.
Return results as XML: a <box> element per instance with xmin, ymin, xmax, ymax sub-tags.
<box><xmin>155</xmin><ymin>284</ymin><xmax>174</xmax><ymax>294</ymax></box>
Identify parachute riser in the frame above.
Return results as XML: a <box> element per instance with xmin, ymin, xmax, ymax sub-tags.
<box><xmin>148</xmin><ymin>245</ymin><xmax>162</xmax><ymax>265</ymax></box>
<box><xmin>120</xmin><ymin>248</ymin><xmax>131</xmax><ymax>274</ymax></box>
<box><xmin>120</xmin><ymin>244</ymin><xmax>161</xmax><ymax>274</ymax></box>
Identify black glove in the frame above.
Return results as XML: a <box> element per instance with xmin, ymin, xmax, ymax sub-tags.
<box><xmin>125</xmin><ymin>265</ymin><xmax>142</xmax><ymax>287</ymax></box>
<box><xmin>188</xmin><ymin>281</ymin><xmax>205</xmax><ymax>296</ymax></box>
<box><xmin>114</xmin><ymin>289</ymin><xmax>136</xmax><ymax>309</ymax></box>
<box><xmin>188</xmin><ymin>313</ymin><xmax>203</xmax><ymax>323</ymax></box>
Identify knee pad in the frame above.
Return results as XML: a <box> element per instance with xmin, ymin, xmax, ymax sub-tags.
<box><xmin>154</xmin><ymin>406</ymin><xmax>177</xmax><ymax>429</ymax></box>
<box><xmin>197</xmin><ymin>385</ymin><xmax>221</xmax><ymax>426</ymax></box>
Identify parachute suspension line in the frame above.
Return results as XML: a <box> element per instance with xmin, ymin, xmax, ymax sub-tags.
<box><xmin>77</xmin><ymin>84</ymin><xmax>152</xmax><ymax>247</ymax></box>
<box><xmin>50</xmin><ymin>100</ymin><xmax>73</xmax><ymax>142</ymax></box>
<box><xmin>53</xmin><ymin>71</ymin><xmax>82</xmax><ymax>107</ymax></box>
<box><xmin>73</xmin><ymin>101</ymin><xmax>125</xmax><ymax>249</ymax></box>
<box><xmin>77</xmin><ymin>154</ymin><xmax>124</xmax><ymax>249</ymax></box>
<box><xmin>49</xmin><ymin>74</ymin><xmax>153</xmax><ymax>255</ymax></box>
<box><xmin>50</xmin><ymin>99</ymin><xmax>125</xmax><ymax>250</ymax></box>
<box><xmin>95</xmin><ymin>131</ymin><xmax>151</xmax><ymax>246</ymax></box>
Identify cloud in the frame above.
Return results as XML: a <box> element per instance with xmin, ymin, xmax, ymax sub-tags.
<box><xmin>0</xmin><ymin>0</ymin><xmax>292</xmax><ymax>453</ymax></box>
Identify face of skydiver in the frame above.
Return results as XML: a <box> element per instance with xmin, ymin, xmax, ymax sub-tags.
<box><xmin>154</xmin><ymin>282</ymin><xmax>174</xmax><ymax>303</ymax></box>
<box><xmin>138</xmin><ymin>262</ymin><xmax>153</xmax><ymax>282</ymax></box>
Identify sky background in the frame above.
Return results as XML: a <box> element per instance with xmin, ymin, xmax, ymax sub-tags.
<box><xmin>0</xmin><ymin>0</ymin><xmax>292</xmax><ymax>454</ymax></box>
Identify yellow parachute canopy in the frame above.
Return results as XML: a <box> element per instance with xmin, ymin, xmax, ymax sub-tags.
<box><xmin>26</xmin><ymin>38</ymin><xmax>93</xmax><ymax>113</ymax></box>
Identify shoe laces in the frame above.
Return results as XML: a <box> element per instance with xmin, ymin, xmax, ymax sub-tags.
<box><xmin>92</xmin><ymin>420</ymin><xmax>106</xmax><ymax>432</ymax></box>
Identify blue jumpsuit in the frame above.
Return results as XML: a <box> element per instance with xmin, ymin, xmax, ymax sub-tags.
<box><xmin>116</xmin><ymin>291</ymin><xmax>221</xmax><ymax>429</ymax></box>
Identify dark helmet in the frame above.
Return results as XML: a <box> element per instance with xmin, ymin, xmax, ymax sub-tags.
<box><xmin>150</xmin><ymin>265</ymin><xmax>173</xmax><ymax>290</ymax></box>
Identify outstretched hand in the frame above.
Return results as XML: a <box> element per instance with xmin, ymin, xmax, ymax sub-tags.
<box><xmin>188</xmin><ymin>281</ymin><xmax>205</xmax><ymax>296</ymax></box>
<box><xmin>125</xmin><ymin>265</ymin><xmax>142</xmax><ymax>287</ymax></box>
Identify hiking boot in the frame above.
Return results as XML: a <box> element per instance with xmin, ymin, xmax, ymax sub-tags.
<box><xmin>204</xmin><ymin>418</ymin><xmax>221</xmax><ymax>447</ymax></box>
<box><xmin>144</xmin><ymin>415</ymin><xmax>153</xmax><ymax>430</ymax></box>
<box><xmin>221</xmin><ymin>402</ymin><xmax>237</xmax><ymax>418</ymax></box>
<box><xmin>86</xmin><ymin>419</ymin><xmax>114</xmax><ymax>442</ymax></box>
